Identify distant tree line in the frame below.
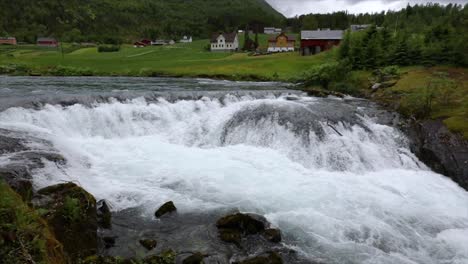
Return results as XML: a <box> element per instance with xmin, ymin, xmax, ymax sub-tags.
<box><xmin>0</xmin><ymin>0</ymin><xmax>284</xmax><ymax>43</ymax></box>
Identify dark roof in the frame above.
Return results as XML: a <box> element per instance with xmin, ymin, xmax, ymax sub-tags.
<box><xmin>301</xmin><ymin>30</ymin><xmax>344</xmax><ymax>40</ymax></box>
<box><xmin>211</xmin><ymin>32</ymin><xmax>237</xmax><ymax>43</ymax></box>
<box><xmin>37</xmin><ymin>37</ymin><xmax>57</xmax><ymax>42</ymax></box>
<box><xmin>268</xmin><ymin>33</ymin><xmax>296</xmax><ymax>42</ymax></box>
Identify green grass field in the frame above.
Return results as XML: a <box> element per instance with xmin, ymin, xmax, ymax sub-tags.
<box><xmin>0</xmin><ymin>35</ymin><xmax>329</xmax><ymax>81</ymax></box>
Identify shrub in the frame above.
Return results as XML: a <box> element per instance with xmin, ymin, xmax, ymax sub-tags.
<box><xmin>97</xmin><ymin>45</ymin><xmax>120</xmax><ymax>53</ymax></box>
<box><xmin>302</xmin><ymin>61</ymin><xmax>351</xmax><ymax>89</ymax></box>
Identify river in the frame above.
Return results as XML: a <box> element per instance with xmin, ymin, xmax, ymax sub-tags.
<box><xmin>0</xmin><ymin>76</ymin><xmax>467</xmax><ymax>264</ymax></box>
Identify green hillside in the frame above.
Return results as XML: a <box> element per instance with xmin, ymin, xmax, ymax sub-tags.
<box><xmin>0</xmin><ymin>0</ymin><xmax>285</xmax><ymax>43</ymax></box>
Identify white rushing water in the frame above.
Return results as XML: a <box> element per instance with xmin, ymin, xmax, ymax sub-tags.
<box><xmin>1</xmin><ymin>95</ymin><xmax>467</xmax><ymax>264</ymax></box>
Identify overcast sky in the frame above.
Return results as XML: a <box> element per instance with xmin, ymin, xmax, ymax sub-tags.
<box><xmin>266</xmin><ymin>0</ymin><xmax>467</xmax><ymax>16</ymax></box>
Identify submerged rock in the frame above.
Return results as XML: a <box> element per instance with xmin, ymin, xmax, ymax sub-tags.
<box><xmin>182</xmin><ymin>252</ymin><xmax>206</xmax><ymax>264</ymax></box>
<box><xmin>140</xmin><ymin>239</ymin><xmax>158</xmax><ymax>250</ymax></box>
<box><xmin>102</xmin><ymin>236</ymin><xmax>116</xmax><ymax>249</ymax></box>
<box><xmin>36</xmin><ymin>182</ymin><xmax>98</xmax><ymax>260</ymax></box>
<box><xmin>155</xmin><ymin>201</ymin><xmax>177</xmax><ymax>218</ymax></box>
<box><xmin>234</xmin><ymin>252</ymin><xmax>283</xmax><ymax>264</ymax></box>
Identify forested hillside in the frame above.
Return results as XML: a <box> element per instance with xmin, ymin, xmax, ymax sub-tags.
<box><xmin>0</xmin><ymin>0</ymin><xmax>284</xmax><ymax>43</ymax></box>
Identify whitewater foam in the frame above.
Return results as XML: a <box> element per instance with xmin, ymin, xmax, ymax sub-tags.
<box><xmin>0</xmin><ymin>95</ymin><xmax>467</xmax><ymax>264</ymax></box>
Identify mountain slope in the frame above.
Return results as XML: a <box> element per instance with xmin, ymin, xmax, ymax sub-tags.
<box><xmin>0</xmin><ymin>0</ymin><xmax>285</xmax><ymax>43</ymax></box>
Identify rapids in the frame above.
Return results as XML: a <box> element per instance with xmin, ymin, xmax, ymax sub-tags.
<box><xmin>0</xmin><ymin>76</ymin><xmax>467</xmax><ymax>264</ymax></box>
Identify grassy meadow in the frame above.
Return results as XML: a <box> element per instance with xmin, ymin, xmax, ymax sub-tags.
<box><xmin>0</xmin><ymin>35</ymin><xmax>328</xmax><ymax>81</ymax></box>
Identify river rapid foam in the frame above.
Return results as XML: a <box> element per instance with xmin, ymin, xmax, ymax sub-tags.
<box><xmin>0</xmin><ymin>78</ymin><xmax>467</xmax><ymax>264</ymax></box>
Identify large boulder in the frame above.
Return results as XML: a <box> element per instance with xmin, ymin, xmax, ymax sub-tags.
<box><xmin>36</xmin><ymin>182</ymin><xmax>98</xmax><ymax>261</ymax></box>
<box><xmin>405</xmin><ymin>119</ymin><xmax>468</xmax><ymax>190</ymax></box>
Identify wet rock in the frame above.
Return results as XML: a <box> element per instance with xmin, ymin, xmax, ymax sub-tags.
<box><xmin>11</xmin><ymin>151</ymin><xmax>66</xmax><ymax>169</ymax></box>
<box><xmin>0</xmin><ymin>166</ymin><xmax>33</xmax><ymax>202</ymax></box>
<box><xmin>0</xmin><ymin>134</ymin><xmax>26</xmax><ymax>154</ymax></box>
<box><xmin>155</xmin><ymin>201</ymin><xmax>177</xmax><ymax>218</ymax></box>
<box><xmin>140</xmin><ymin>239</ymin><xmax>158</xmax><ymax>250</ymax></box>
<box><xmin>263</xmin><ymin>229</ymin><xmax>281</xmax><ymax>243</ymax></box>
<box><xmin>216</xmin><ymin>213</ymin><xmax>267</xmax><ymax>246</ymax></box>
<box><xmin>102</xmin><ymin>236</ymin><xmax>116</xmax><ymax>249</ymax></box>
<box><xmin>97</xmin><ymin>200</ymin><xmax>112</xmax><ymax>229</ymax></box>
<box><xmin>234</xmin><ymin>252</ymin><xmax>283</xmax><ymax>264</ymax></box>
<box><xmin>144</xmin><ymin>249</ymin><xmax>176</xmax><ymax>264</ymax></box>
<box><xmin>182</xmin><ymin>252</ymin><xmax>205</xmax><ymax>264</ymax></box>
<box><xmin>36</xmin><ymin>182</ymin><xmax>98</xmax><ymax>260</ymax></box>
<box><xmin>405</xmin><ymin>119</ymin><xmax>468</xmax><ymax>190</ymax></box>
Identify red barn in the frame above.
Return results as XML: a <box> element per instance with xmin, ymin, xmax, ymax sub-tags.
<box><xmin>37</xmin><ymin>37</ymin><xmax>59</xmax><ymax>47</ymax></box>
<box><xmin>0</xmin><ymin>37</ymin><xmax>17</xmax><ymax>45</ymax></box>
<box><xmin>300</xmin><ymin>30</ymin><xmax>344</xmax><ymax>56</ymax></box>
<box><xmin>140</xmin><ymin>39</ymin><xmax>152</xmax><ymax>46</ymax></box>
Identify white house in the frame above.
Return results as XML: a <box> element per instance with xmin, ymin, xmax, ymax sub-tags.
<box><xmin>264</xmin><ymin>27</ymin><xmax>282</xmax><ymax>34</ymax></box>
<box><xmin>210</xmin><ymin>32</ymin><xmax>239</xmax><ymax>52</ymax></box>
<box><xmin>180</xmin><ymin>36</ymin><xmax>192</xmax><ymax>43</ymax></box>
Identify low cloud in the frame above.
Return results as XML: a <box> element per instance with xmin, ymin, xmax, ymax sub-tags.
<box><xmin>266</xmin><ymin>0</ymin><xmax>467</xmax><ymax>16</ymax></box>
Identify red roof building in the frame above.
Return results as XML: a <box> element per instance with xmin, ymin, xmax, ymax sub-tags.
<box><xmin>0</xmin><ymin>37</ymin><xmax>17</xmax><ymax>45</ymax></box>
<box><xmin>300</xmin><ymin>30</ymin><xmax>344</xmax><ymax>56</ymax></box>
<box><xmin>37</xmin><ymin>37</ymin><xmax>59</xmax><ymax>47</ymax></box>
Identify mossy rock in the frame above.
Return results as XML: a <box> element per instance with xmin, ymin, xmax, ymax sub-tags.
<box><xmin>234</xmin><ymin>252</ymin><xmax>283</xmax><ymax>264</ymax></box>
<box><xmin>0</xmin><ymin>181</ymin><xmax>66</xmax><ymax>264</ymax></box>
<box><xmin>182</xmin><ymin>252</ymin><xmax>206</xmax><ymax>264</ymax></box>
<box><xmin>217</xmin><ymin>213</ymin><xmax>265</xmax><ymax>234</ymax></box>
<box><xmin>216</xmin><ymin>213</ymin><xmax>268</xmax><ymax>246</ymax></box>
<box><xmin>155</xmin><ymin>201</ymin><xmax>177</xmax><ymax>218</ymax></box>
<box><xmin>37</xmin><ymin>182</ymin><xmax>98</xmax><ymax>261</ymax></box>
<box><xmin>140</xmin><ymin>239</ymin><xmax>157</xmax><ymax>250</ymax></box>
<box><xmin>144</xmin><ymin>249</ymin><xmax>176</xmax><ymax>264</ymax></box>
<box><xmin>0</xmin><ymin>167</ymin><xmax>33</xmax><ymax>202</ymax></box>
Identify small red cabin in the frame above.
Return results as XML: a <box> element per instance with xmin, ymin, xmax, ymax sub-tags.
<box><xmin>0</xmin><ymin>37</ymin><xmax>17</xmax><ymax>45</ymax></box>
<box><xmin>300</xmin><ymin>30</ymin><xmax>344</xmax><ymax>56</ymax></box>
<box><xmin>37</xmin><ymin>37</ymin><xmax>59</xmax><ymax>47</ymax></box>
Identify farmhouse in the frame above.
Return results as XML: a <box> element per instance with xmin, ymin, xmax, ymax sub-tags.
<box><xmin>37</xmin><ymin>37</ymin><xmax>59</xmax><ymax>47</ymax></box>
<box><xmin>180</xmin><ymin>36</ymin><xmax>192</xmax><ymax>43</ymax></box>
<box><xmin>210</xmin><ymin>32</ymin><xmax>239</xmax><ymax>52</ymax></box>
<box><xmin>300</xmin><ymin>30</ymin><xmax>344</xmax><ymax>56</ymax></box>
<box><xmin>0</xmin><ymin>37</ymin><xmax>17</xmax><ymax>45</ymax></box>
<box><xmin>267</xmin><ymin>33</ymin><xmax>296</xmax><ymax>53</ymax></box>
<box><xmin>264</xmin><ymin>27</ymin><xmax>282</xmax><ymax>34</ymax></box>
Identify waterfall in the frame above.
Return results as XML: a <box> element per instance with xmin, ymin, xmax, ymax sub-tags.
<box><xmin>0</xmin><ymin>84</ymin><xmax>467</xmax><ymax>264</ymax></box>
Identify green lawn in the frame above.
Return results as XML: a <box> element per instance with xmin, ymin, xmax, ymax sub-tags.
<box><xmin>0</xmin><ymin>38</ymin><xmax>330</xmax><ymax>81</ymax></box>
